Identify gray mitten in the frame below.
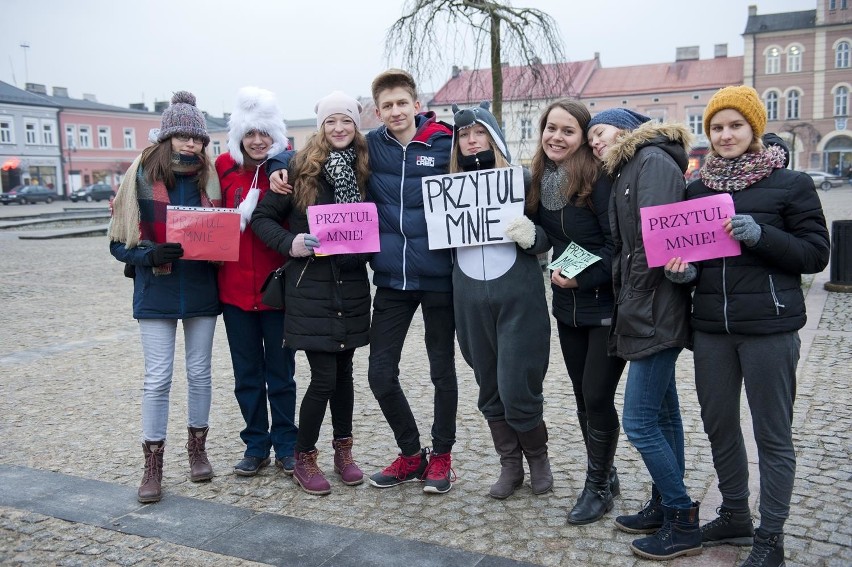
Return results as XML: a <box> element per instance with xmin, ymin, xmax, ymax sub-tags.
<box><xmin>504</xmin><ymin>216</ymin><xmax>536</xmax><ymax>250</ymax></box>
<box><xmin>730</xmin><ymin>214</ymin><xmax>762</xmax><ymax>247</ymax></box>
<box><xmin>664</xmin><ymin>263</ymin><xmax>697</xmax><ymax>284</ymax></box>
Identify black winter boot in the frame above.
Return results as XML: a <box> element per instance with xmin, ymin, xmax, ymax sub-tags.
<box><xmin>486</xmin><ymin>420</ymin><xmax>524</xmax><ymax>499</ymax></box>
<box><xmin>740</xmin><ymin>529</ymin><xmax>785</xmax><ymax>567</ymax></box>
<box><xmin>702</xmin><ymin>506</ymin><xmax>754</xmax><ymax>547</ymax></box>
<box><xmin>630</xmin><ymin>501</ymin><xmax>703</xmax><ymax>560</ymax></box>
<box><xmin>516</xmin><ymin>421</ymin><xmax>553</xmax><ymax>494</ymax></box>
<box><xmin>577</xmin><ymin>410</ymin><xmax>620</xmax><ymax>497</ymax></box>
<box><xmin>567</xmin><ymin>426</ymin><xmax>619</xmax><ymax>525</ymax></box>
<box><xmin>615</xmin><ymin>484</ymin><xmax>664</xmax><ymax>533</ymax></box>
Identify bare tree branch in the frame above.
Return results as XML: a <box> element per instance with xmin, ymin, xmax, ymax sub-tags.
<box><xmin>385</xmin><ymin>0</ymin><xmax>567</xmax><ymax>124</ymax></box>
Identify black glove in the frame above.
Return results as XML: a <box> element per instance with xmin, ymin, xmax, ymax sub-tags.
<box><xmin>149</xmin><ymin>242</ymin><xmax>184</xmax><ymax>266</ymax></box>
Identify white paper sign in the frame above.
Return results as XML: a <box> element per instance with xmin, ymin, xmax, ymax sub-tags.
<box><xmin>547</xmin><ymin>242</ymin><xmax>602</xmax><ymax>279</ymax></box>
<box><xmin>421</xmin><ymin>166</ymin><xmax>526</xmax><ymax>249</ymax></box>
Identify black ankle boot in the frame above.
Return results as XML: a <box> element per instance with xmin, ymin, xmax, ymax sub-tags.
<box><xmin>630</xmin><ymin>501</ymin><xmax>703</xmax><ymax>561</ymax></box>
<box><xmin>702</xmin><ymin>506</ymin><xmax>754</xmax><ymax>547</ymax></box>
<box><xmin>567</xmin><ymin>426</ymin><xmax>619</xmax><ymax>525</ymax></box>
<box><xmin>740</xmin><ymin>529</ymin><xmax>785</xmax><ymax>567</ymax></box>
<box><xmin>615</xmin><ymin>484</ymin><xmax>663</xmax><ymax>533</ymax></box>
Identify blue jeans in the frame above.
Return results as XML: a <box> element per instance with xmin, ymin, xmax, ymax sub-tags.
<box><xmin>138</xmin><ymin>316</ymin><xmax>217</xmax><ymax>442</ymax></box>
<box><xmin>622</xmin><ymin>347</ymin><xmax>691</xmax><ymax>509</ymax></box>
<box><xmin>222</xmin><ymin>305</ymin><xmax>297</xmax><ymax>461</ymax></box>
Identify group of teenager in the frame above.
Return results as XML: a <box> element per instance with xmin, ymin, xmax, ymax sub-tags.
<box><xmin>108</xmin><ymin>69</ymin><xmax>829</xmax><ymax>567</ymax></box>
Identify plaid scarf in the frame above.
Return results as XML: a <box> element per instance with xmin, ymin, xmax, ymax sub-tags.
<box><xmin>108</xmin><ymin>151</ymin><xmax>221</xmax><ymax>275</ymax></box>
<box><xmin>322</xmin><ymin>147</ymin><xmax>360</xmax><ymax>204</ymax></box>
<box><xmin>699</xmin><ymin>145</ymin><xmax>786</xmax><ymax>192</ymax></box>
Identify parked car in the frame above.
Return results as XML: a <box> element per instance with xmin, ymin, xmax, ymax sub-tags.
<box><xmin>804</xmin><ymin>170</ymin><xmax>845</xmax><ymax>191</ymax></box>
<box><xmin>0</xmin><ymin>185</ymin><xmax>56</xmax><ymax>205</ymax></box>
<box><xmin>70</xmin><ymin>183</ymin><xmax>115</xmax><ymax>202</ymax></box>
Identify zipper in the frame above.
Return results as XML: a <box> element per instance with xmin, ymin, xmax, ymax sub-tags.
<box><xmin>399</xmin><ymin>145</ymin><xmax>408</xmax><ymax>290</ymax></box>
<box><xmin>571</xmin><ymin>289</ymin><xmax>577</xmax><ymax>326</ymax></box>
<box><xmin>722</xmin><ymin>258</ymin><xmax>730</xmax><ymax>333</ymax></box>
<box><xmin>296</xmin><ymin>257</ymin><xmax>314</xmax><ymax>288</ymax></box>
<box><xmin>768</xmin><ymin>275</ymin><xmax>785</xmax><ymax>315</ymax></box>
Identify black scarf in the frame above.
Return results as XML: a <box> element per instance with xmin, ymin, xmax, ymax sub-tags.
<box><xmin>322</xmin><ymin>147</ymin><xmax>360</xmax><ymax>204</ymax></box>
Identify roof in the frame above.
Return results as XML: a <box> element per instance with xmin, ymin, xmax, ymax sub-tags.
<box><xmin>37</xmin><ymin>93</ymin><xmax>156</xmax><ymax>115</ymax></box>
<box><xmin>0</xmin><ymin>81</ymin><xmax>59</xmax><ymax>108</ymax></box>
<box><xmin>744</xmin><ymin>10</ymin><xmax>816</xmax><ymax>34</ymax></box>
<box><xmin>583</xmin><ymin>57</ymin><xmax>744</xmax><ymax>97</ymax></box>
<box><xmin>429</xmin><ymin>59</ymin><xmax>599</xmax><ymax>105</ymax></box>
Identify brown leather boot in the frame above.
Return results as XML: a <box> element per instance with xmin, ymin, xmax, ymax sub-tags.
<box><xmin>138</xmin><ymin>440</ymin><xmax>164</xmax><ymax>503</ymax></box>
<box><xmin>186</xmin><ymin>426</ymin><xmax>213</xmax><ymax>482</ymax></box>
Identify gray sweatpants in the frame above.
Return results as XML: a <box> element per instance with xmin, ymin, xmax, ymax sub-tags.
<box><xmin>693</xmin><ymin>329</ymin><xmax>800</xmax><ymax>534</ymax></box>
<box><xmin>453</xmin><ymin>252</ymin><xmax>550</xmax><ymax>432</ymax></box>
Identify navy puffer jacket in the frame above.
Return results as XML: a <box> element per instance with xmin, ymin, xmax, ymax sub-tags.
<box><xmin>367</xmin><ymin>112</ymin><xmax>453</xmax><ymax>292</ymax></box>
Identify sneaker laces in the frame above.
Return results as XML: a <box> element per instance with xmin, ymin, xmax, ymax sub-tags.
<box><xmin>422</xmin><ymin>452</ymin><xmax>457</xmax><ymax>482</ymax></box>
<box><xmin>382</xmin><ymin>452</ymin><xmax>424</xmax><ymax>480</ymax></box>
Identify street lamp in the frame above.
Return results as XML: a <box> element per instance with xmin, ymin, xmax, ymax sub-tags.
<box><xmin>64</xmin><ymin>144</ymin><xmax>77</xmax><ymax>197</ymax></box>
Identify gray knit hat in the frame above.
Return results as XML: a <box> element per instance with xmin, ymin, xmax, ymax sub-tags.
<box><xmin>156</xmin><ymin>91</ymin><xmax>209</xmax><ymax>145</ymax></box>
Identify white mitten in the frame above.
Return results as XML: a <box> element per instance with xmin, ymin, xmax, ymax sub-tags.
<box><xmin>504</xmin><ymin>216</ymin><xmax>536</xmax><ymax>249</ymax></box>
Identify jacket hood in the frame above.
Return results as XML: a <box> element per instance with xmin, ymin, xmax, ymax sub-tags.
<box><xmin>602</xmin><ymin>121</ymin><xmax>693</xmax><ymax>176</ymax></box>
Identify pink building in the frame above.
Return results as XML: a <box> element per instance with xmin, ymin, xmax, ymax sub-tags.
<box><xmin>25</xmin><ymin>84</ymin><xmax>161</xmax><ymax>197</ymax></box>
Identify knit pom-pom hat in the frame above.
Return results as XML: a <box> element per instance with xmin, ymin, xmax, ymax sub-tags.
<box><xmin>156</xmin><ymin>91</ymin><xmax>209</xmax><ymax>145</ymax></box>
<box><xmin>227</xmin><ymin>86</ymin><xmax>288</xmax><ymax>166</ymax></box>
<box><xmin>703</xmin><ymin>85</ymin><xmax>767</xmax><ymax>138</ymax></box>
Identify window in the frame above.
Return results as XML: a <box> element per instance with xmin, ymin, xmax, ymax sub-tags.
<box><xmin>835</xmin><ymin>86</ymin><xmax>849</xmax><ymax>116</ymax></box>
<box><xmin>786</xmin><ymin>91</ymin><xmax>800</xmax><ymax>119</ymax></box>
<box><xmin>98</xmin><ymin>126</ymin><xmax>110</xmax><ymax>148</ymax></box>
<box><xmin>829</xmin><ymin>0</ymin><xmax>847</xmax><ymax>9</ymax></box>
<box><xmin>766</xmin><ymin>91</ymin><xmax>779</xmax><ymax>121</ymax></box>
<box><xmin>837</xmin><ymin>42</ymin><xmax>851</xmax><ymax>68</ymax></box>
<box><xmin>688</xmin><ymin>113</ymin><xmax>703</xmax><ymax>136</ymax></box>
<box><xmin>41</xmin><ymin>121</ymin><xmax>55</xmax><ymax>145</ymax></box>
<box><xmin>24</xmin><ymin>120</ymin><xmax>38</xmax><ymax>144</ymax></box>
<box><xmin>212</xmin><ymin>140</ymin><xmax>221</xmax><ymax>156</ymax></box>
<box><xmin>766</xmin><ymin>47</ymin><xmax>781</xmax><ymax>74</ymax></box>
<box><xmin>123</xmin><ymin>128</ymin><xmax>135</xmax><ymax>149</ymax></box>
<box><xmin>787</xmin><ymin>45</ymin><xmax>802</xmax><ymax>72</ymax></box>
<box><xmin>0</xmin><ymin>117</ymin><xmax>14</xmax><ymax>143</ymax></box>
<box><xmin>520</xmin><ymin>118</ymin><xmax>532</xmax><ymax>140</ymax></box>
<box><xmin>78</xmin><ymin>125</ymin><xmax>91</xmax><ymax>148</ymax></box>
<box><xmin>65</xmin><ymin>124</ymin><xmax>76</xmax><ymax>148</ymax></box>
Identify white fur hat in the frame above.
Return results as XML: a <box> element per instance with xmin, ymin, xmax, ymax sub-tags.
<box><xmin>227</xmin><ymin>86</ymin><xmax>288</xmax><ymax>166</ymax></box>
<box><xmin>315</xmin><ymin>91</ymin><xmax>362</xmax><ymax>131</ymax></box>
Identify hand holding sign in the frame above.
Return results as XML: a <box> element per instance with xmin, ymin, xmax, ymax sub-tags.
<box><xmin>547</xmin><ymin>242</ymin><xmax>602</xmax><ymax>279</ymax></box>
<box><xmin>306</xmin><ymin>202</ymin><xmax>380</xmax><ymax>255</ymax></box>
<box><xmin>640</xmin><ymin>193</ymin><xmax>739</xmax><ymax>268</ymax></box>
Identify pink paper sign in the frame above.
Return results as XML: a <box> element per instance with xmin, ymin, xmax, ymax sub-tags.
<box><xmin>307</xmin><ymin>202</ymin><xmax>380</xmax><ymax>255</ymax></box>
<box><xmin>640</xmin><ymin>193</ymin><xmax>740</xmax><ymax>268</ymax></box>
<box><xmin>166</xmin><ymin>206</ymin><xmax>241</xmax><ymax>262</ymax></box>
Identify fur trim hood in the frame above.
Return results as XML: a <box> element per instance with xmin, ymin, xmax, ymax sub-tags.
<box><xmin>601</xmin><ymin>121</ymin><xmax>693</xmax><ymax>176</ymax></box>
<box><xmin>227</xmin><ymin>86</ymin><xmax>288</xmax><ymax>166</ymax></box>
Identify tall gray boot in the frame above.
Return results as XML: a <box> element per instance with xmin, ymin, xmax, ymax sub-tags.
<box><xmin>487</xmin><ymin>420</ymin><xmax>524</xmax><ymax>499</ymax></box>
<box><xmin>516</xmin><ymin>420</ymin><xmax>553</xmax><ymax>495</ymax></box>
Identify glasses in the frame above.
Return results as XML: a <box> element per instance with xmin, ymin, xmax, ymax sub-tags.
<box><xmin>174</xmin><ymin>135</ymin><xmax>205</xmax><ymax>143</ymax></box>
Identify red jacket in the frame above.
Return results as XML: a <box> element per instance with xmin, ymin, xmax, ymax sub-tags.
<box><xmin>215</xmin><ymin>152</ymin><xmax>289</xmax><ymax>311</ymax></box>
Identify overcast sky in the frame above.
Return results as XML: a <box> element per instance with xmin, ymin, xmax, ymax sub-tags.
<box><xmin>3</xmin><ymin>0</ymin><xmax>817</xmax><ymax>121</ymax></box>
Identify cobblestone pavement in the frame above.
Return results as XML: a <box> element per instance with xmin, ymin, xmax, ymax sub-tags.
<box><xmin>0</xmin><ymin>189</ymin><xmax>850</xmax><ymax>566</ymax></box>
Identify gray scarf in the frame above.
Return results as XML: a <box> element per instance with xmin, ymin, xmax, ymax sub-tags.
<box><xmin>540</xmin><ymin>159</ymin><xmax>569</xmax><ymax>211</ymax></box>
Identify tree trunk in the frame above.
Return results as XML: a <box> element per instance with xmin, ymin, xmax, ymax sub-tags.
<box><xmin>490</xmin><ymin>13</ymin><xmax>503</xmax><ymax>125</ymax></box>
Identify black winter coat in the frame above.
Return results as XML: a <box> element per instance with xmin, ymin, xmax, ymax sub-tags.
<box><xmin>686</xmin><ymin>168</ymin><xmax>829</xmax><ymax>335</ymax></box>
<box><xmin>250</xmin><ymin>177</ymin><xmax>371</xmax><ymax>353</ymax></box>
<box><xmin>603</xmin><ymin>121</ymin><xmax>693</xmax><ymax>360</ymax></box>
<box><xmin>540</xmin><ymin>173</ymin><xmax>616</xmax><ymax>327</ymax></box>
